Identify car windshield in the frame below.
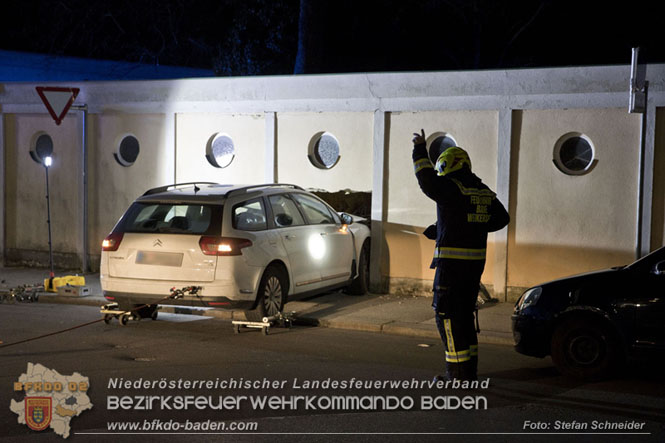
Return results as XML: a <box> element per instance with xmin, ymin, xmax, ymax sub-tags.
<box><xmin>119</xmin><ymin>202</ymin><xmax>222</xmax><ymax>235</ymax></box>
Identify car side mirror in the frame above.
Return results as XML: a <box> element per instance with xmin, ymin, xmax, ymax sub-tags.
<box><xmin>340</xmin><ymin>213</ymin><xmax>353</xmax><ymax>225</ymax></box>
<box><xmin>652</xmin><ymin>260</ymin><xmax>665</xmax><ymax>276</ymax></box>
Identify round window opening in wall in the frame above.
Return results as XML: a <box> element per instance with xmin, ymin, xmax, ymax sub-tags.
<box><xmin>553</xmin><ymin>132</ymin><xmax>596</xmax><ymax>175</ymax></box>
<box><xmin>29</xmin><ymin>132</ymin><xmax>54</xmax><ymax>164</ymax></box>
<box><xmin>427</xmin><ymin>132</ymin><xmax>458</xmax><ymax>164</ymax></box>
<box><xmin>114</xmin><ymin>135</ymin><xmax>140</xmax><ymax>167</ymax></box>
<box><xmin>206</xmin><ymin>133</ymin><xmax>235</xmax><ymax>168</ymax></box>
<box><xmin>308</xmin><ymin>132</ymin><xmax>340</xmax><ymax>169</ymax></box>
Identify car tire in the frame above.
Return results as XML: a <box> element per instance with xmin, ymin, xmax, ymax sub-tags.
<box><xmin>345</xmin><ymin>240</ymin><xmax>370</xmax><ymax>295</ymax></box>
<box><xmin>550</xmin><ymin>316</ymin><xmax>618</xmax><ymax>380</ymax></box>
<box><xmin>136</xmin><ymin>304</ymin><xmax>158</xmax><ymax>319</ymax></box>
<box><xmin>245</xmin><ymin>266</ymin><xmax>287</xmax><ymax>322</ymax></box>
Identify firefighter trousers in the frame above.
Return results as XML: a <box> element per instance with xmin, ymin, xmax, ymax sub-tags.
<box><xmin>432</xmin><ymin>260</ymin><xmax>484</xmax><ymax>381</ymax></box>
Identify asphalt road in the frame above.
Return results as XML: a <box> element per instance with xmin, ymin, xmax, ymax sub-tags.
<box><xmin>1</xmin><ymin>303</ymin><xmax>664</xmax><ymax>442</ymax></box>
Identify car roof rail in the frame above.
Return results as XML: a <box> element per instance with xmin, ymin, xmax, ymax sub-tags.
<box><xmin>142</xmin><ymin>182</ymin><xmax>221</xmax><ymax>196</ymax></box>
<box><xmin>226</xmin><ymin>183</ymin><xmax>304</xmax><ymax>197</ymax></box>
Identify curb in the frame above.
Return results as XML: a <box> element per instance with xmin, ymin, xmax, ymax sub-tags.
<box><xmin>33</xmin><ymin>293</ymin><xmax>514</xmax><ymax>346</ymax></box>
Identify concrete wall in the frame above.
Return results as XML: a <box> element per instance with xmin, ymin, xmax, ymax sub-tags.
<box><xmin>383</xmin><ymin>110</ymin><xmax>499</xmax><ymax>293</ymax></box>
<box><xmin>175</xmin><ymin>113</ymin><xmax>265</xmax><ymax>184</ymax></box>
<box><xmin>275</xmin><ymin>112</ymin><xmax>373</xmax><ymax>191</ymax></box>
<box><xmin>1</xmin><ymin>65</ymin><xmax>664</xmax><ymax>299</ymax></box>
<box><xmin>88</xmin><ymin>113</ymin><xmax>172</xmax><ymax>268</ymax></box>
<box><xmin>508</xmin><ymin>108</ymin><xmax>641</xmax><ymax>293</ymax></box>
<box><xmin>4</xmin><ymin>113</ymin><xmax>81</xmax><ymax>266</ymax></box>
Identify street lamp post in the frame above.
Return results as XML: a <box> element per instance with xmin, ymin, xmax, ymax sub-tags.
<box><xmin>44</xmin><ymin>156</ymin><xmax>54</xmax><ymax>285</ymax></box>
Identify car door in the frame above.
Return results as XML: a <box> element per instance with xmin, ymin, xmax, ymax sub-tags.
<box><xmin>632</xmin><ymin>264</ymin><xmax>665</xmax><ymax>349</ymax></box>
<box><xmin>291</xmin><ymin>193</ymin><xmax>354</xmax><ymax>286</ymax></box>
<box><xmin>267</xmin><ymin>194</ymin><xmax>324</xmax><ymax>293</ymax></box>
<box><xmin>625</xmin><ymin>251</ymin><xmax>665</xmax><ymax>350</ymax></box>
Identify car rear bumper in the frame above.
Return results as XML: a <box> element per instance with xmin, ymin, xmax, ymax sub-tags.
<box><xmin>100</xmin><ymin>274</ymin><xmax>257</xmax><ymax>310</ymax></box>
<box><xmin>103</xmin><ymin>290</ymin><xmax>254</xmax><ymax>310</ymax></box>
<box><xmin>511</xmin><ymin>313</ymin><xmax>550</xmax><ymax>358</ymax></box>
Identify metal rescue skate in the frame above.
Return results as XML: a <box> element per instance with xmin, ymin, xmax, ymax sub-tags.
<box><xmin>232</xmin><ymin>311</ymin><xmax>295</xmax><ymax>336</ymax></box>
<box><xmin>100</xmin><ymin>302</ymin><xmax>160</xmax><ymax>326</ymax></box>
<box><xmin>99</xmin><ymin>285</ymin><xmax>199</xmax><ymax>326</ymax></box>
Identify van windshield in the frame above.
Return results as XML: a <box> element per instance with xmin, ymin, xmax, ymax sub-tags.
<box><xmin>118</xmin><ymin>202</ymin><xmax>222</xmax><ymax>235</ymax></box>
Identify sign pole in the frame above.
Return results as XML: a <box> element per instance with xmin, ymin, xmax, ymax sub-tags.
<box><xmin>36</xmin><ymin>86</ymin><xmax>88</xmax><ymax>272</ymax></box>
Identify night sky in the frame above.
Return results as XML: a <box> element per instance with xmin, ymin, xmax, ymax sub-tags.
<box><xmin>1</xmin><ymin>0</ymin><xmax>663</xmax><ymax>76</ymax></box>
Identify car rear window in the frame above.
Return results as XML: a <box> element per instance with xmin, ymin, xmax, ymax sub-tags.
<box><xmin>118</xmin><ymin>202</ymin><xmax>222</xmax><ymax>235</ymax></box>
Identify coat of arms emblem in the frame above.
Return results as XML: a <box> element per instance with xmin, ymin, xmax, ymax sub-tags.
<box><xmin>25</xmin><ymin>397</ymin><xmax>52</xmax><ymax>431</ymax></box>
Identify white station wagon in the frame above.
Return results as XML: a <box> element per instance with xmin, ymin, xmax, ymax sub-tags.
<box><xmin>100</xmin><ymin>183</ymin><xmax>371</xmax><ymax>320</ymax></box>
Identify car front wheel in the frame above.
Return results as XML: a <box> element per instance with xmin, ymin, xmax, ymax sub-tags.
<box><xmin>245</xmin><ymin>266</ymin><xmax>286</xmax><ymax>322</ymax></box>
<box><xmin>345</xmin><ymin>240</ymin><xmax>369</xmax><ymax>295</ymax></box>
<box><xmin>550</xmin><ymin>316</ymin><xmax>619</xmax><ymax>379</ymax></box>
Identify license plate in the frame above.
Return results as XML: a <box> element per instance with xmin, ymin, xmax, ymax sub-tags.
<box><xmin>136</xmin><ymin>251</ymin><xmax>183</xmax><ymax>267</ymax></box>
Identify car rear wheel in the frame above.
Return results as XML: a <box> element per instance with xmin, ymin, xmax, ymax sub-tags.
<box><xmin>550</xmin><ymin>316</ymin><xmax>618</xmax><ymax>379</ymax></box>
<box><xmin>345</xmin><ymin>240</ymin><xmax>369</xmax><ymax>295</ymax></box>
<box><xmin>245</xmin><ymin>266</ymin><xmax>286</xmax><ymax>322</ymax></box>
<box><xmin>135</xmin><ymin>304</ymin><xmax>158</xmax><ymax>319</ymax></box>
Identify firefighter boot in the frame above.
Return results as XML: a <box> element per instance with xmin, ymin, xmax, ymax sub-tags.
<box><xmin>459</xmin><ymin>359</ymin><xmax>478</xmax><ymax>381</ymax></box>
<box><xmin>470</xmin><ymin>355</ymin><xmax>478</xmax><ymax>380</ymax></box>
<box><xmin>445</xmin><ymin>361</ymin><xmax>462</xmax><ymax>381</ymax></box>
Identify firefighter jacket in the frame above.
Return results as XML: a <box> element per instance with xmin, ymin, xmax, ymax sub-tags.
<box><xmin>413</xmin><ymin>142</ymin><xmax>510</xmax><ymax>268</ymax></box>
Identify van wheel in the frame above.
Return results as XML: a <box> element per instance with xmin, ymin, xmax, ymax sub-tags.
<box><xmin>245</xmin><ymin>266</ymin><xmax>286</xmax><ymax>322</ymax></box>
<box><xmin>345</xmin><ymin>240</ymin><xmax>369</xmax><ymax>295</ymax></box>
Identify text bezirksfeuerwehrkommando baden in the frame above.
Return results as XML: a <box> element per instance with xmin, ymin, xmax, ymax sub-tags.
<box><xmin>106</xmin><ymin>377</ymin><xmax>490</xmax><ymax>411</ymax></box>
<box><xmin>107</xmin><ymin>394</ymin><xmax>487</xmax><ymax>411</ymax></box>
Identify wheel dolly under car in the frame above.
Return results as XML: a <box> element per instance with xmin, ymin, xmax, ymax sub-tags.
<box><xmin>100</xmin><ymin>286</ymin><xmax>198</xmax><ymax>326</ymax></box>
<box><xmin>100</xmin><ymin>302</ymin><xmax>159</xmax><ymax>325</ymax></box>
<box><xmin>232</xmin><ymin>311</ymin><xmax>295</xmax><ymax>335</ymax></box>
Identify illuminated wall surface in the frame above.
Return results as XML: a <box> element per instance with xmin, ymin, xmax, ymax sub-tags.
<box><xmin>386</xmin><ymin>111</ymin><xmax>499</xmax><ymax>288</ymax></box>
<box><xmin>276</xmin><ymin>112</ymin><xmax>373</xmax><ymax>191</ymax></box>
<box><xmin>88</xmin><ymin>113</ymin><xmax>174</xmax><ymax>254</ymax></box>
<box><xmin>4</xmin><ymin>114</ymin><xmax>81</xmax><ymax>254</ymax></box>
<box><xmin>1</xmin><ymin>66</ymin><xmax>664</xmax><ymax>299</ymax></box>
<box><xmin>175</xmin><ymin>113</ymin><xmax>265</xmax><ymax>185</ymax></box>
<box><xmin>509</xmin><ymin>109</ymin><xmax>641</xmax><ymax>288</ymax></box>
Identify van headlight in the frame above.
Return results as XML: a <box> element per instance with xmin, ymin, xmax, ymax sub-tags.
<box><xmin>516</xmin><ymin>287</ymin><xmax>542</xmax><ymax>311</ymax></box>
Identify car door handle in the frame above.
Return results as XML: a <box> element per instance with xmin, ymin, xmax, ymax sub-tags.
<box><xmin>285</xmin><ymin>234</ymin><xmax>296</xmax><ymax>240</ymax></box>
<box><xmin>320</xmin><ymin>232</ymin><xmax>327</xmax><ymax>236</ymax></box>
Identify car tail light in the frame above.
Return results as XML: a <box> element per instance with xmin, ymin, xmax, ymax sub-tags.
<box><xmin>102</xmin><ymin>232</ymin><xmax>124</xmax><ymax>251</ymax></box>
<box><xmin>199</xmin><ymin>236</ymin><xmax>252</xmax><ymax>256</ymax></box>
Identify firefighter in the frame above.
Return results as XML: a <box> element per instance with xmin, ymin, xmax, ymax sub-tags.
<box><xmin>412</xmin><ymin>129</ymin><xmax>509</xmax><ymax>381</ymax></box>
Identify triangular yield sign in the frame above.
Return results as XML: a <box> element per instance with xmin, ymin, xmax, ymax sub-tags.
<box><xmin>36</xmin><ymin>87</ymin><xmax>80</xmax><ymax>125</ymax></box>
